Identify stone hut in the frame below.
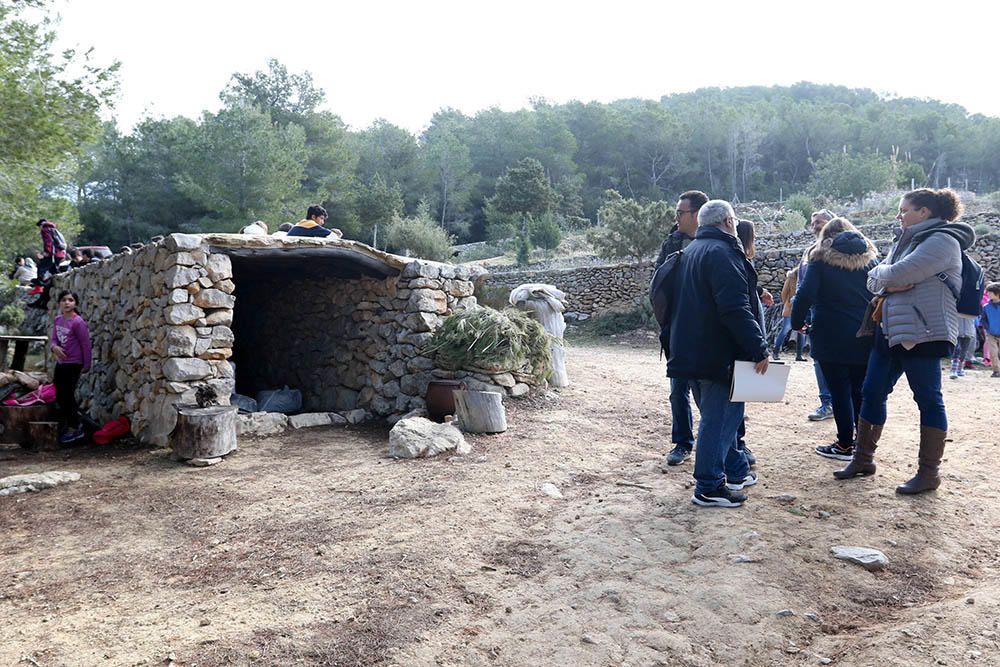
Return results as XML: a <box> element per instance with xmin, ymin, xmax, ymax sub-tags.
<box><xmin>40</xmin><ymin>233</ymin><xmax>500</xmax><ymax>445</ymax></box>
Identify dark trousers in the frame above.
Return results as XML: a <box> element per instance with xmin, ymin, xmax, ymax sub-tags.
<box><xmin>54</xmin><ymin>363</ymin><xmax>82</xmax><ymax>429</ymax></box>
<box><xmin>860</xmin><ymin>334</ymin><xmax>947</xmax><ymax>431</ymax></box>
<box><xmin>669</xmin><ymin>377</ymin><xmax>694</xmax><ymax>449</ymax></box>
<box><xmin>818</xmin><ymin>361</ymin><xmax>867</xmax><ymax>445</ymax></box>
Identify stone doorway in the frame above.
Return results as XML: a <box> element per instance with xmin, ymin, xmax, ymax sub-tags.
<box><xmin>213</xmin><ymin>246</ymin><xmax>401</xmax><ymax>413</ymax></box>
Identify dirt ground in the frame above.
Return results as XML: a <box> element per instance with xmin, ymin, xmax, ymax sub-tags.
<box><xmin>3</xmin><ymin>338</ymin><xmax>1000</xmax><ymax>667</ymax></box>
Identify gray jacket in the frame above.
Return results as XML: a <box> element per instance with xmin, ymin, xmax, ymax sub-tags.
<box><xmin>867</xmin><ymin>218</ymin><xmax>975</xmax><ymax>348</ymax></box>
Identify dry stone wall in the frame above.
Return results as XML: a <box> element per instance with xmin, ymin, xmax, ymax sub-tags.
<box><xmin>484</xmin><ymin>262</ymin><xmax>653</xmax><ymax>320</ymax></box>
<box><xmin>44</xmin><ymin>233</ymin><xmax>236</xmax><ymax>445</ymax></box>
<box><xmin>234</xmin><ymin>261</ymin><xmax>485</xmax><ymax>419</ymax></box>
<box><xmin>483</xmin><ymin>228</ymin><xmax>1000</xmax><ymax>318</ymax></box>
<box><xmin>26</xmin><ymin>232</ymin><xmax>526</xmax><ymax>446</ymax></box>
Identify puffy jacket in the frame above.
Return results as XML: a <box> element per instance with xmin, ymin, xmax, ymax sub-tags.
<box><xmin>666</xmin><ymin>225</ymin><xmax>768</xmax><ymax>383</ymax></box>
<box><xmin>791</xmin><ymin>231</ymin><xmax>878</xmax><ymax>365</ymax></box>
<box><xmin>867</xmin><ymin>218</ymin><xmax>975</xmax><ymax>348</ymax></box>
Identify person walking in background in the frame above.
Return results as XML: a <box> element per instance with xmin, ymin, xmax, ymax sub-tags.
<box><xmin>983</xmin><ymin>282</ymin><xmax>1000</xmax><ymax>377</ymax></box>
<box><xmin>773</xmin><ymin>265</ymin><xmax>799</xmax><ymax>360</ymax></box>
<box><xmin>791</xmin><ymin>218</ymin><xmax>878</xmax><ymax>461</ymax></box>
<box><xmin>51</xmin><ymin>290</ymin><xmax>92</xmax><ymax>444</ymax></box>
<box><xmin>801</xmin><ymin>209</ymin><xmax>836</xmax><ymax>421</ymax></box>
<box><xmin>666</xmin><ymin>200</ymin><xmax>769</xmax><ymax>508</ymax></box>
<box><xmin>659</xmin><ymin>191</ymin><xmax>709</xmax><ymax>467</ymax></box>
<box><xmin>37</xmin><ymin>218</ymin><xmax>68</xmax><ymax>278</ymax></box>
<box><xmin>950</xmin><ymin>316</ymin><xmax>977</xmax><ymax>379</ymax></box>
<box><xmin>835</xmin><ymin>188</ymin><xmax>974</xmax><ymax>494</ymax></box>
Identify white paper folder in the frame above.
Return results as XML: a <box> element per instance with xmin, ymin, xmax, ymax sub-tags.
<box><xmin>729</xmin><ymin>360</ymin><xmax>790</xmax><ymax>403</ymax></box>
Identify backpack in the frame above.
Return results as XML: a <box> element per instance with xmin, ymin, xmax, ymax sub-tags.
<box><xmin>939</xmin><ymin>252</ymin><xmax>985</xmax><ymax>318</ymax></box>
<box><xmin>50</xmin><ymin>227</ymin><xmax>67</xmax><ymax>253</ymax></box>
<box><xmin>648</xmin><ymin>249</ymin><xmax>684</xmax><ymax>353</ymax></box>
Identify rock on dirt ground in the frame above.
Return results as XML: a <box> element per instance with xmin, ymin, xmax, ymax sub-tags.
<box><xmin>1</xmin><ymin>339</ymin><xmax>999</xmax><ymax>666</ymax></box>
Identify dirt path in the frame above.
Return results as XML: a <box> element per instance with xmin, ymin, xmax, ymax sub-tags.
<box><xmin>2</xmin><ymin>339</ymin><xmax>1000</xmax><ymax>666</ymax></box>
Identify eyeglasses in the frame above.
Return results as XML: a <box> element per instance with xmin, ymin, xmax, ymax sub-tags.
<box><xmin>676</xmin><ymin>208</ymin><xmax>695</xmax><ymax>216</ymax></box>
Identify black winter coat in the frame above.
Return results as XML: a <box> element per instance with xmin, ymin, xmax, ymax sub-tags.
<box><xmin>666</xmin><ymin>226</ymin><xmax>769</xmax><ymax>383</ymax></box>
<box><xmin>654</xmin><ymin>225</ymin><xmax>694</xmax><ymax>269</ymax></box>
<box><xmin>791</xmin><ymin>230</ymin><xmax>878</xmax><ymax>366</ymax></box>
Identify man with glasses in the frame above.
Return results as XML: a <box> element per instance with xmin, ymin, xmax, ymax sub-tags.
<box><xmin>656</xmin><ymin>190</ymin><xmax>708</xmax><ymax>467</ymax></box>
<box><xmin>666</xmin><ymin>200</ymin><xmax>768</xmax><ymax>507</ymax></box>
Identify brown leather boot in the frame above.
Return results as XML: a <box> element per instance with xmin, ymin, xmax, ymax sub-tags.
<box><xmin>896</xmin><ymin>426</ymin><xmax>946</xmax><ymax>494</ymax></box>
<box><xmin>834</xmin><ymin>418</ymin><xmax>883</xmax><ymax>479</ymax></box>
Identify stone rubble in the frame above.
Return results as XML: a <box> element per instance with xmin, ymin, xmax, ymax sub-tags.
<box><xmin>0</xmin><ymin>471</ymin><xmax>81</xmax><ymax>496</ymax></box>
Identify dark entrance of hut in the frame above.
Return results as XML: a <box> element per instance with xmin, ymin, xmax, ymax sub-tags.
<box><xmin>210</xmin><ymin>245</ymin><xmax>400</xmax><ymax>413</ymax></box>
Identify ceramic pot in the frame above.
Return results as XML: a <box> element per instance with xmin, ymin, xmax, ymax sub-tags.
<box><xmin>424</xmin><ymin>380</ymin><xmax>465</xmax><ymax>422</ymax></box>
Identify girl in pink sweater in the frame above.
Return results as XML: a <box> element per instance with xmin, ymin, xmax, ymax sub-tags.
<box><xmin>51</xmin><ymin>290</ymin><xmax>92</xmax><ymax>443</ymax></box>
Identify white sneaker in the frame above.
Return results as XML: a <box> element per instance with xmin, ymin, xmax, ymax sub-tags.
<box><xmin>726</xmin><ymin>471</ymin><xmax>759</xmax><ymax>490</ymax></box>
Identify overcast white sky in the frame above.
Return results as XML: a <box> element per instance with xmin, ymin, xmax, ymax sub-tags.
<box><xmin>51</xmin><ymin>0</ymin><xmax>1000</xmax><ymax>134</ymax></box>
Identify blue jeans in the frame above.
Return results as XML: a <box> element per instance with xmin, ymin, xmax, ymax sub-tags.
<box><xmin>814</xmin><ymin>359</ymin><xmax>832</xmax><ymax>407</ymax></box>
<box><xmin>859</xmin><ymin>334</ymin><xmax>948</xmax><ymax>431</ymax></box>
<box><xmin>774</xmin><ymin>316</ymin><xmax>793</xmax><ymax>353</ymax></box>
<box><xmin>819</xmin><ymin>361</ymin><xmax>866</xmax><ymax>445</ymax></box>
<box><xmin>669</xmin><ymin>377</ymin><xmax>694</xmax><ymax>449</ymax></box>
<box><xmin>691</xmin><ymin>379</ymin><xmax>749</xmax><ymax>494</ymax></box>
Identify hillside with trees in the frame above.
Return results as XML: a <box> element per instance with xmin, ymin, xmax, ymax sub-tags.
<box><xmin>5</xmin><ymin>0</ymin><xmax>1000</xmax><ymax>257</ymax></box>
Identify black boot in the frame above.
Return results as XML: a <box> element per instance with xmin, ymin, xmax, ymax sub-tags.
<box><xmin>896</xmin><ymin>426</ymin><xmax>946</xmax><ymax>494</ymax></box>
<box><xmin>834</xmin><ymin>418</ymin><xmax>882</xmax><ymax>479</ymax></box>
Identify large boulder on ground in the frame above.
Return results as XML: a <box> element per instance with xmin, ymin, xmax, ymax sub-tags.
<box><xmin>388</xmin><ymin>417</ymin><xmax>470</xmax><ymax>459</ymax></box>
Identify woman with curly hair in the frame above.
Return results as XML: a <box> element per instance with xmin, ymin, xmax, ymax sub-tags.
<box><xmin>835</xmin><ymin>188</ymin><xmax>975</xmax><ymax>494</ymax></box>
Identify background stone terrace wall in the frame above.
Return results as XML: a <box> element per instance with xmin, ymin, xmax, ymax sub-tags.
<box><xmin>482</xmin><ymin>230</ymin><xmax>1000</xmax><ymax>318</ymax></box>
<box><xmin>46</xmin><ymin>233</ymin><xmax>236</xmax><ymax>445</ymax></box>
<box><xmin>483</xmin><ymin>262</ymin><xmax>653</xmax><ymax>320</ymax></box>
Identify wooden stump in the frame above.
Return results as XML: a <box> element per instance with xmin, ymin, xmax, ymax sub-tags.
<box><xmin>27</xmin><ymin>421</ymin><xmax>59</xmax><ymax>451</ymax></box>
<box><xmin>0</xmin><ymin>405</ymin><xmax>58</xmax><ymax>446</ymax></box>
<box><xmin>169</xmin><ymin>405</ymin><xmax>238</xmax><ymax>460</ymax></box>
<box><xmin>453</xmin><ymin>389</ymin><xmax>507</xmax><ymax>434</ymax></box>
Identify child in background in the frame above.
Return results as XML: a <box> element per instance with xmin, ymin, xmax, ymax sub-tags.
<box><xmin>983</xmin><ymin>283</ymin><xmax>1000</xmax><ymax>378</ymax></box>
<box><xmin>51</xmin><ymin>290</ymin><xmax>92</xmax><ymax>442</ymax></box>
<box><xmin>950</xmin><ymin>316</ymin><xmax>976</xmax><ymax>378</ymax></box>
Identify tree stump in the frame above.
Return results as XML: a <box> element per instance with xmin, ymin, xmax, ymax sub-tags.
<box><xmin>0</xmin><ymin>405</ymin><xmax>58</xmax><ymax>446</ymax></box>
<box><xmin>169</xmin><ymin>405</ymin><xmax>238</xmax><ymax>460</ymax></box>
<box><xmin>453</xmin><ymin>390</ymin><xmax>507</xmax><ymax>434</ymax></box>
<box><xmin>27</xmin><ymin>421</ymin><xmax>59</xmax><ymax>451</ymax></box>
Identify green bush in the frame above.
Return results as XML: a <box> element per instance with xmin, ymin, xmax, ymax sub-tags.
<box><xmin>775</xmin><ymin>210</ymin><xmax>807</xmax><ymax>232</ymax></box>
<box><xmin>0</xmin><ymin>279</ymin><xmax>26</xmax><ymax>332</ymax></box>
<box><xmin>425</xmin><ymin>306</ymin><xmax>551</xmax><ymax>380</ymax></box>
<box><xmin>583</xmin><ymin>303</ymin><xmax>657</xmax><ymax>336</ymax></box>
<box><xmin>530</xmin><ymin>212</ymin><xmax>562</xmax><ymax>252</ymax></box>
<box><xmin>385</xmin><ymin>215</ymin><xmax>454</xmax><ymax>262</ymax></box>
<box><xmin>784</xmin><ymin>193</ymin><xmax>814</xmax><ymax>223</ymax></box>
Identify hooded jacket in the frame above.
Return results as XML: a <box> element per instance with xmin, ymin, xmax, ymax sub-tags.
<box><xmin>666</xmin><ymin>225</ymin><xmax>768</xmax><ymax>383</ymax></box>
<box><xmin>791</xmin><ymin>231</ymin><xmax>878</xmax><ymax>365</ymax></box>
<box><xmin>867</xmin><ymin>218</ymin><xmax>976</xmax><ymax>348</ymax></box>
